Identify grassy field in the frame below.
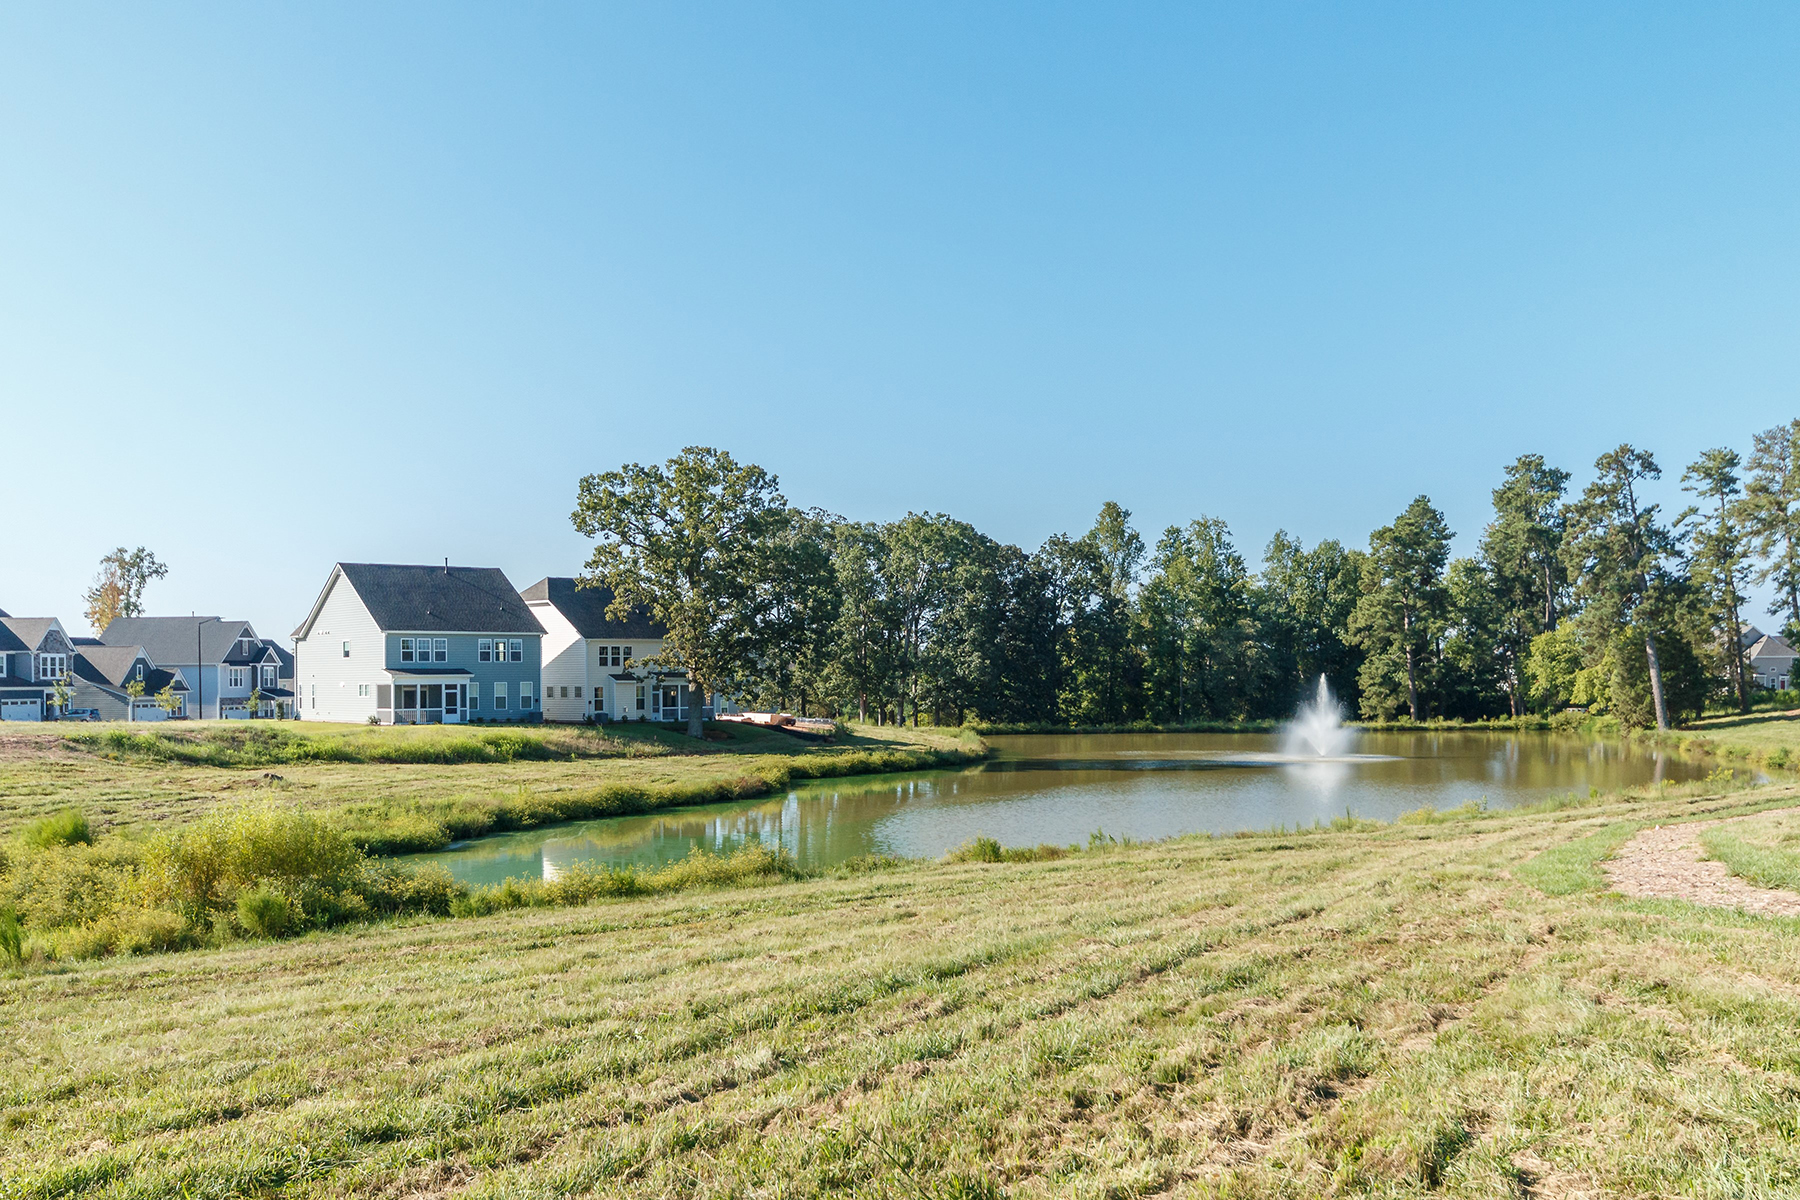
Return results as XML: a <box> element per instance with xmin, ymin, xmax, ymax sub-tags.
<box><xmin>0</xmin><ymin>720</ymin><xmax>983</xmax><ymax>850</ymax></box>
<box><xmin>8</xmin><ymin>773</ymin><xmax>1800</xmax><ymax>1197</ymax></box>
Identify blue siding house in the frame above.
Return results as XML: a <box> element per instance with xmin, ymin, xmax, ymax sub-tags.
<box><xmin>291</xmin><ymin>563</ymin><xmax>546</xmax><ymax>724</ymax></box>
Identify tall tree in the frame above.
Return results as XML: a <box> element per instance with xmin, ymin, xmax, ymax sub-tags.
<box><xmin>1039</xmin><ymin>502</ymin><xmax>1144</xmax><ymax>724</ymax></box>
<box><xmin>83</xmin><ymin>547</ymin><xmax>168</xmax><ymax>633</ymax></box>
<box><xmin>826</xmin><ymin>522</ymin><xmax>900</xmax><ymax>723</ymax></box>
<box><xmin>746</xmin><ymin>508</ymin><xmax>843</xmax><ymax>715</ymax></box>
<box><xmin>1256</xmin><ymin>532</ymin><xmax>1365</xmax><ymax>714</ymax></box>
<box><xmin>1742</xmin><ymin>419</ymin><xmax>1800</xmax><ymax>638</ymax></box>
<box><xmin>571</xmin><ymin>447</ymin><xmax>787</xmax><ymax>737</ymax></box>
<box><xmin>1348</xmin><ymin>497</ymin><xmax>1452</xmax><ymax>720</ymax></box>
<box><xmin>1479</xmin><ymin>455</ymin><xmax>1570</xmax><ymax>715</ymax></box>
<box><xmin>1563</xmin><ymin>445</ymin><xmax>1680</xmax><ymax>730</ymax></box>
<box><xmin>1679</xmin><ymin>448</ymin><xmax>1752</xmax><ymax>712</ymax></box>
<box><xmin>1139</xmin><ymin>518</ymin><xmax>1261</xmax><ymax>723</ymax></box>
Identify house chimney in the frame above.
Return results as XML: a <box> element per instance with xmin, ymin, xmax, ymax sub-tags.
<box><xmin>443</xmin><ymin>558</ymin><xmax>449</xmax><ymax>574</ymax></box>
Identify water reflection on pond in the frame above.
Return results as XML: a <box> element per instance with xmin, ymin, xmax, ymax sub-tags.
<box><xmin>419</xmin><ymin>730</ymin><xmax>1725</xmax><ymax>887</ymax></box>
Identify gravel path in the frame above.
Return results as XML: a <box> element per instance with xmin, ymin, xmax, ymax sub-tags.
<box><xmin>1605</xmin><ymin>817</ymin><xmax>1800</xmax><ymax>917</ymax></box>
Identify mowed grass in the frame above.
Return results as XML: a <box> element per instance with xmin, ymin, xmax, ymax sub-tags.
<box><xmin>9</xmin><ymin>782</ymin><xmax>1800</xmax><ymax>1197</ymax></box>
<box><xmin>0</xmin><ymin>721</ymin><xmax>981</xmax><ymax>843</ymax></box>
<box><xmin>1701</xmin><ymin>807</ymin><xmax>1800</xmax><ymax>892</ymax></box>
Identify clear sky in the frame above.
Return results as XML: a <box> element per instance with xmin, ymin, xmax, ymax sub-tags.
<box><xmin>3</xmin><ymin>4</ymin><xmax>1797</xmax><ymax>641</ymax></box>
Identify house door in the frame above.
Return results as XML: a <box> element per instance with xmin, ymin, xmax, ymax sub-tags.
<box><xmin>445</xmin><ymin>683</ymin><xmax>464</xmax><ymax>723</ymax></box>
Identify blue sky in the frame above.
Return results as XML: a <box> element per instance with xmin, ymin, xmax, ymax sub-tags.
<box><xmin>3</xmin><ymin>4</ymin><xmax>1797</xmax><ymax>640</ymax></box>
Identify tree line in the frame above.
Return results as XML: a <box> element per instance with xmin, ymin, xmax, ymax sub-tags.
<box><xmin>574</xmin><ymin>427</ymin><xmax>1800</xmax><ymax>734</ymax></box>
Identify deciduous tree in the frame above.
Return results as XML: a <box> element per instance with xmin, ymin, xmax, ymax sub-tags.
<box><xmin>83</xmin><ymin>547</ymin><xmax>168</xmax><ymax>633</ymax></box>
<box><xmin>1348</xmin><ymin>497</ymin><xmax>1452</xmax><ymax>720</ymax></box>
<box><xmin>571</xmin><ymin>447</ymin><xmax>786</xmax><ymax>737</ymax></box>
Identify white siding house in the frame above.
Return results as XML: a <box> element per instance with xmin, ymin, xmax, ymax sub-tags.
<box><xmin>521</xmin><ymin>577</ymin><xmax>736</xmax><ymax>725</ymax></box>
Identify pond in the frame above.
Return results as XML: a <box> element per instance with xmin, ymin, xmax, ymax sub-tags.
<box><xmin>418</xmin><ymin>730</ymin><xmax>1726</xmax><ymax>887</ymax></box>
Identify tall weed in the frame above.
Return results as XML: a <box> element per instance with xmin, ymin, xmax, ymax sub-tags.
<box><xmin>22</xmin><ymin>809</ymin><xmax>91</xmax><ymax>848</ymax></box>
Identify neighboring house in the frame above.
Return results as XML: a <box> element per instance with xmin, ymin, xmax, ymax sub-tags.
<box><xmin>291</xmin><ymin>563</ymin><xmax>545</xmax><ymax>724</ymax></box>
<box><xmin>99</xmin><ymin>617</ymin><xmax>287</xmax><ymax>719</ymax></box>
<box><xmin>1746</xmin><ymin>632</ymin><xmax>1799</xmax><ymax>691</ymax></box>
<box><xmin>521</xmin><ymin>577</ymin><xmax>725</xmax><ymax>725</ymax></box>
<box><xmin>0</xmin><ymin>617</ymin><xmax>76</xmax><ymax>721</ymax></box>
<box><xmin>69</xmin><ymin>645</ymin><xmax>189</xmax><ymax>721</ymax></box>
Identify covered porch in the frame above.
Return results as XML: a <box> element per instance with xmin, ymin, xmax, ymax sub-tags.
<box><xmin>378</xmin><ymin>669</ymin><xmax>472</xmax><ymax>725</ymax></box>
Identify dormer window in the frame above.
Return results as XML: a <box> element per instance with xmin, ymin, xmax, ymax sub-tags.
<box><xmin>135</xmin><ymin>664</ymin><xmax>144</xmax><ymax>681</ymax></box>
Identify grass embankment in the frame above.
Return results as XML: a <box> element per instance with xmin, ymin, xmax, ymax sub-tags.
<box><xmin>0</xmin><ymin>720</ymin><xmax>985</xmax><ymax>851</ymax></box>
<box><xmin>9</xmin><ymin>780</ymin><xmax>1800</xmax><ymax>1196</ymax></box>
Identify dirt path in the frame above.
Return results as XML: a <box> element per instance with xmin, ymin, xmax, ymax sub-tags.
<box><xmin>1605</xmin><ymin>816</ymin><xmax>1800</xmax><ymax>917</ymax></box>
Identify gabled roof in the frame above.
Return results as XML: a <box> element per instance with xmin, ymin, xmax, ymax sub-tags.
<box><xmin>521</xmin><ymin>577</ymin><xmax>665</xmax><ymax>640</ymax></box>
<box><xmin>71</xmin><ymin>648</ymin><xmax>185</xmax><ymax>699</ymax></box>
<box><xmin>1747</xmin><ymin>634</ymin><xmax>1798</xmax><ymax>661</ymax></box>
<box><xmin>1741</xmin><ymin>625</ymin><xmax>1767</xmax><ymax>648</ymax></box>
<box><xmin>0</xmin><ymin>618</ymin><xmax>64</xmax><ymax>653</ymax></box>
<box><xmin>294</xmin><ymin>564</ymin><xmax>545</xmax><ymax>639</ymax></box>
<box><xmin>72</xmin><ymin>645</ymin><xmax>153</xmax><ymax>688</ymax></box>
<box><xmin>99</xmin><ymin>617</ymin><xmax>256</xmax><ymax>666</ymax></box>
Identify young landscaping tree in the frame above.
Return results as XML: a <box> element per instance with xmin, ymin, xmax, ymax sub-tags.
<box><xmin>82</xmin><ymin>547</ymin><xmax>168</xmax><ymax>633</ymax></box>
<box><xmin>1348</xmin><ymin>496</ymin><xmax>1452</xmax><ymax>720</ymax></box>
<box><xmin>1741</xmin><ymin>419</ymin><xmax>1800</xmax><ymax>639</ymax></box>
<box><xmin>1563</xmin><ymin>445</ymin><xmax>1681</xmax><ymax>730</ymax></box>
<box><xmin>571</xmin><ymin>447</ymin><xmax>787</xmax><ymax>738</ymax></box>
<box><xmin>1679</xmin><ymin>447</ymin><xmax>1753</xmax><ymax>712</ymax></box>
<box><xmin>1479</xmin><ymin>454</ymin><xmax>1571</xmax><ymax>715</ymax></box>
<box><xmin>155</xmin><ymin>684</ymin><xmax>182</xmax><ymax>717</ymax></box>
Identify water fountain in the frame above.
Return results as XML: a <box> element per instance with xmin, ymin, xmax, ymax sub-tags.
<box><xmin>1281</xmin><ymin>674</ymin><xmax>1355</xmax><ymax>759</ymax></box>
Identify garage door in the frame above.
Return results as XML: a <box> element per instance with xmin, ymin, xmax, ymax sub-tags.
<box><xmin>0</xmin><ymin>698</ymin><xmax>43</xmax><ymax>722</ymax></box>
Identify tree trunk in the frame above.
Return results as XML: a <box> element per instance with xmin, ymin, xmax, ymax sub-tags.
<box><xmin>1727</xmin><ymin>602</ymin><xmax>1749</xmax><ymax>713</ymax></box>
<box><xmin>1404</xmin><ymin>644</ymin><xmax>1418</xmax><ymax>720</ymax></box>
<box><xmin>1644</xmin><ymin>632</ymin><xmax>1670</xmax><ymax>731</ymax></box>
<box><xmin>1542</xmin><ymin>561</ymin><xmax>1556</xmax><ymax>631</ymax></box>
<box><xmin>686</xmin><ymin>680</ymin><xmax>704</xmax><ymax>739</ymax></box>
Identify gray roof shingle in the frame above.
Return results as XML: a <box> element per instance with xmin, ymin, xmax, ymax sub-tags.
<box><xmin>0</xmin><ymin>618</ymin><xmax>62</xmax><ymax>653</ymax></box>
<box><xmin>521</xmin><ymin>577</ymin><xmax>665</xmax><ymax>640</ymax></box>
<box><xmin>99</xmin><ymin>618</ymin><xmax>256</xmax><ymax>666</ymax></box>
<box><xmin>327</xmin><ymin>564</ymin><xmax>545</xmax><ymax>636</ymax></box>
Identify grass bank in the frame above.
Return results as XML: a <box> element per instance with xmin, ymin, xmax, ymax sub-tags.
<box><xmin>0</xmin><ymin>720</ymin><xmax>985</xmax><ymax>845</ymax></box>
<box><xmin>8</xmin><ymin>777</ymin><xmax>1800</xmax><ymax>1195</ymax></box>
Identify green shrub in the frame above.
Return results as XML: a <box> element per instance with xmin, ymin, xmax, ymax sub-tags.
<box><xmin>948</xmin><ymin>836</ymin><xmax>1005</xmax><ymax>863</ymax></box>
<box><xmin>236</xmin><ymin>887</ymin><xmax>292</xmax><ymax>938</ymax></box>
<box><xmin>22</xmin><ymin>809</ymin><xmax>91</xmax><ymax>848</ymax></box>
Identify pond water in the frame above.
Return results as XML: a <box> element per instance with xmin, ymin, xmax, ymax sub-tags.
<box><xmin>418</xmin><ymin>730</ymin><xmax>1724</xmax><ymax>887</ymax></box>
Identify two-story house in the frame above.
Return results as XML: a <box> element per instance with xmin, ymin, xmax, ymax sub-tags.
<box><xmin>99</xmin><ymin>617</ymin><xmax>284</xmax><ymax>719</ymax></box>
<box><xmin>0</xmin><ymin>617</ymin><xmax>76</xmax><ymax>720</ymax></box>
<box><xmin>522</xmin><ymin>576</ymin><xmax>724</xmax><ymax>725</ymax></box>
<box><xmin>292</xmin><ymin>563</ymin><xmax>545</xmax><ymax>724</ymax></box>
<box><xmin>68</xmin><ymin>645</ymin><xmax>189</xmax><ymax>721</ymax></box>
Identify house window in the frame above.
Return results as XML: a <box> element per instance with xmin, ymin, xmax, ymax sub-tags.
<box><xmin>358</xmin><ymin>683</ymin><xmax>371</xmax><ymax>698</ymax></box>
<box><xmin>434</xmin><ymin>638</ymin><xmax>448</xmax><ymax>662</ymax></box>
<box><xmin>0</xmin><ymin>657</ymin><xmax>7</xmax><ymax>677</ymax></box>
<box><xmin>494</xmin><ymin>682</ymin><xmax>508</xmax><ymax>709</ymax></box>
<box><xmin>400</xmin><ymin>638</ymin><xmax>415</xmax><ymax>663</ymax></box>
<box><xmin>469</xmin><ymin>682</ymin><xmax>480</xmax><ymax>710</ymax></box>
<box><xmin>519</xmin><ymin>682</ymin><xmax>533</xmax><ymax>709</ymax></box>
<box><xmin>636</xmin><ymin>684</ymin><xmax>646</xmax><ymax>711</ymax></box>
<box><xmin>574</xmin><ymin>686</ymin><xmax>582</xmax><ymax>698</ymax></box>
<box><xmin>262</xmin><ymin>665</ymin><xmax>278</xmax><ymax>687</ymax></box>
<box><xmin>479</xmin><ymin>639</ymin><xmax>492</xmax><ymax>662</ymax></box>
<box><xmin>229</xmin><ymin>667</ymin><xmax>247</xmax><ymax>689</ymax></box>
<box><xmin>35</xmin><ymin>654</ymin><xmax>67</xmax><ymax>681</ymax></box>
<box><xmin>509</xmin><ymin>639</ymin><xmax>523</xmax><ymax>662</ymax></box>
<box><xmin>311</xmin><ymin>684</ymin><xmax>316</xmax><ymax>709</ymax></box>
<box><xmin>341</xmin><ymin>641</ymin><xmax>350</xmax><ymax>658</ymax></box>
<box><xmin>135</xmin><ymin>664</ymin><xmax>144</xmax><ymax>681</ymax></box>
